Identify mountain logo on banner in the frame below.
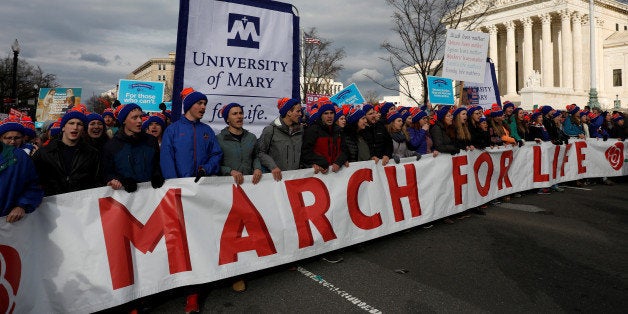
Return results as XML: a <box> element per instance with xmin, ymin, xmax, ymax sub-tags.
<box><xmin>0</xmin><ymin>245</ymin><xmax>22</xmax><ymax>314</ymax></box>
<box><xmin>227</xmin><ymin>13</ymin><xmax>260</xmax><ymax>49</ymax></box>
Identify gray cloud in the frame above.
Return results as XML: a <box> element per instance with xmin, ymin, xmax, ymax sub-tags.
<box><xmin>79</xmin><ymin>53</ymin><xmax>110</xmax><ymax>66</ymax></box>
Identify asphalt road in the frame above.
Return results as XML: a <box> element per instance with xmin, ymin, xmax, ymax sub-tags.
<box><xmin>104</xmin><ymin>177</ymin><xmax>628</xmax><ymax>313</ymax></box>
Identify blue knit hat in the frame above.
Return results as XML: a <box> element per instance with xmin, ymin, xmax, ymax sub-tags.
<box><xmin>346</xmin><ymin>108</ymin><xmax>366</xmax><ymax>124</ymax></box>
<box><xmin>540</xmin><ymin>105</ymin><xmax>554</xmax><ymax>116</ymax></box>
<box><xmin>115</xmin><ymin>103</ymin><xmax>142</xmax><ymax>125</ymax></box>
<box><xmin>101</xmin><ymin>109</ymin><xmax>115</xmax><ymax>119</ymax></box>
<box><xmin>467</xmin><ymin>106</ymin><xmax>482</xmax><ymax>116</ymax></box>
<box><xmin>452</xmin><ymin>107</ymin><xmax>467</xmax><ymax>119</ymax></box>
<box><xmin>386</xmin><ymin>110</ymin><xmax>402</xmax><ymax>124</ymax></box>
<box><xmin>181</xmin><ymin>88</ymin><xmax>208</xmax><ymax>113</ymax></box>
<box><xmin>399</xmin><ymin>109</ymin><xmax>411</xmax><ymax>122</ymax></box>
<box><xmin>61</xmin><ymin>110</ymin><xmax>87</xmax><ymax>129</ymax></box>
<box><xmin>86</xmin><ymin>113</ymin><xmax>105</xmax><ymax>125</ymax></box>
<box><xmin>412</xmin><ymin>110</ymin><xmax>428</xmax><ymax>123</ymax></box>
<box><xmin>479</xmin><ymin>116</ymin><xmax>487</xmax><ymax>123</ymax></box>
<box><xmin>380</xmin><ymin>102</ymin><xmax>396</xmax><ymax>116</ymax></box>
<box><xmin>362</xmin><ymin>104</ymin><xmax>374</xmax><ymax>114</ymax></box>
<box><xmin>143</xmin><ymin>114</ymin><xmax>166</xmax><ymax>130</ymax></box>
<box><xmin>530</xmin><ymin>112</ymin><xmax>542</xmax><ymax>121</ymax></box>
<box><xmin>503</xmin><ymin>101</ymin><xmax>514</xmax><ymax>111</ymax></box>
<box><xmin>277</xmin><ymin>98</ymin><xmax>300</xmax><ymax>117</ymax></box>
<box><xmin>318</xmin><ymin>101</ymin><xmax>336</xmax><ymax>115</ymax></box>
<box><xmin>0</xmin><ymin>117</ymin><xmax>24</xmax><ymax>136</ymax></box>
<box><xmin>436</xmin><ymin>105</ymin><xmax>452</xmax><ymax>121</ymax></box>
<box><xmin>221</xmin><ymin>102</ymin><xmax>243</xmax><ymax>123</ymax></box>
<box><xmin>566</xmin><ymin>104</ymin><xmax>580</xmax><ymax>115</ymax></box>
<box><xmin>552</xmin><ymin>110</ymin><xmax>563</xmax><ymax>118</ymax></box>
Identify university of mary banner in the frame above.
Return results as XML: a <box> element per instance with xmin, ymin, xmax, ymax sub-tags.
<box><xmin>172</xmin><ymin>0</ymin><xmax>300</xmax><ymax>135</ymax></box>
<box><xmin>1</xmin><ymin>140</ymin><xmax>627</xmax><ymax>312</ymax></box>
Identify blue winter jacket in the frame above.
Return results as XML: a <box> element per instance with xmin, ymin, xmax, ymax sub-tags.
<box><xmin>563</xmin><ymin>117</ymin><xmax>585</xmax><ymax>137</ymax></box>
<box><xmin>408</xmin><ymin>127</ymin><xmax>429</xmax><ymax>155</ymax></box>
<box><xmin>102</xmin><ymin>130</ymin><xmax>162</xmax><ymax>184</ymax></box>
<box><xmin>0</xmin><ymin>143</ymin><xmax>43</xmax><ymax>217</ymax></box>
<box><xmin>160</xmin><ymin>116</ymin><xmax>223</xmax><ymax>179</ymax></box>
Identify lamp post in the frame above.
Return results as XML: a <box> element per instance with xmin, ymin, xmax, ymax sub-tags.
<box><xmin>11</xmin><ymin>39</ymin><xmax>20</xmax><ymax>112</ymax></box>
<box><xmin>587</xmin><ymin>0</ymin><xmax>599</xmax><ymax>108</ymax></box>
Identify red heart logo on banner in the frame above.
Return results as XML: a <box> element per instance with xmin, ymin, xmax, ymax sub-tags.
<box><xmin>605</xmin><ymin>142</ymin><xmax>624</xmax><ymax>171</ymax></box>
<box><xmin>0</xmin><ymin>245</ymin><xmax>21</xmax><ymax>314</ymax></box>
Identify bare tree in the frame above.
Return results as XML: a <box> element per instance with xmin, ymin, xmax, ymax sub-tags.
<box><xmin>0</xmin><ymin>57</ymin><xmax>59</xmax><ymax>106</ymax></box>
<box><xmin>301</xmin><ymin>27</ymin><xmax>345</xmax><ymax>101</ymax></box>
<box><xmin>363</xmin><ymin>90</ymin><xmax>380</xmax><ymax>105</ymax></box>
<box><xmin>374</xmin><ymin>0</ymin><xmax>489</xmax><ymax>105</ymax></box>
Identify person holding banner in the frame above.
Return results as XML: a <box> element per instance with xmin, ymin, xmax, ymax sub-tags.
<box><xmin>0</xmin><ymin>141</ymin><xmax>43</xmax><ymax>222</ymax></box>
<box><xmin>563</xmin><ymin>104</ymin><xmax>585</xmax><ymax>139</ymax></box>
<box><xmin>430</xmin><ymin>106</ymin><xmax>459</xmax><ymax>155</ymax></box>
<box><xmin>452</xmin><ymin>107</ymin><xmax>475</xmax><ymax>151</ymax></box>
<box><xmin>344</xmin><ymin>107</ymin><xmax>370</xmax><ymax>162</ymax></box>
<box><xmin>408</xmin><ymin>109</ymin><xmax>436</xmax><ymax>156</ymax></box>
<box><xmin>385</xmin><ymin>109</ymin><xmax>413</xmax><ymax>162</ymax></box>
<box><xmin>503</xmin><ymin>101</ymin><xmax>524</xmax><ymax>146</ymax></box>
<box><xmin>84</xmin><ymin>112</ymin><xmax>109</xmax><ymax>153</ymax></box>
<box><xmin>258</xmin><ymin>97</ymin><xmax>303</xmax><ymax>181</ymax></box>
<box><xmin>362</xmin><ymin>104</ymin><xmax>392</xmax><ymax>165</ymax></box>
<box><xmin>300</xmin><ymin>100</ymin><xmax>348</xmax><ymax>174</ymax></box>
<box><xmin>142</xmin><ymin>113</ymin><xmax>166</xmax><ymax>146</ymax></box>
<box><xmin>103</xmin><ymin>103</ymin><xmax>164</xmax><ymax>193</ymax></box>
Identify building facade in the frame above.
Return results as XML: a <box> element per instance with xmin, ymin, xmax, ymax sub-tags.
<box><xmin>125</xmin><ymin>52</ymin><xmax>176</xmax><ymax>101</ymax></box>
<box><xmin>459</xmin><ymin>0</ymin><xmax>628</xmax><ymax>109</ymax></box>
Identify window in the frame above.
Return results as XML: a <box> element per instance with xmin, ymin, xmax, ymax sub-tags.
<box><xmin>613</xmin><ymin>69</ymin><xmax>622</xmax><ymax>87</ymax></box>
<box><xmin>616</xmin><ymin>23</ymin><xmax>619</xmax><ymax>31</ymax></box>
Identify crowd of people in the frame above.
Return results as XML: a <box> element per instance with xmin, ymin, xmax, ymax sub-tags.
<box><xmin>1</xmin><ymin>88</ymin><xmax>627</xmax><ymax>313</ymax></box>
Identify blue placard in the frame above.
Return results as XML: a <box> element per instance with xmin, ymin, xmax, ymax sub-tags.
<box><xmin>330</xmin><ymin>83</ymin><xmax>365</xmax><ymax>105</ymax></box>
<box><xmin>117</xmin><ymin>79</ymin><xmax>165</xmax><ymax>112</ymax></box>
<box><xmin>427</xmin><ymin>76</ymin><xmax>455</xmax><ymax>105</ymax></box>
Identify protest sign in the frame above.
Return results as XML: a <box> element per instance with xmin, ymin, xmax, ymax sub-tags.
<box><xmin>117</xmin><ymin>79</ymin><xmax>165</xmax><ymax>112</ymax></box>
<box><xmin>330</xmin><ymin>83</ymin><xmax>365</xmax><ymax>105</ymax></box>
<box><xmin>442</xmin><ymin>29</ymin><xmax>489</xmax><ymax>83</ymax></box>
<box><xmin>36</xmin><ymin>87</ymin><xmax>82</xmax><ymax>121</ymax></box>
<box><xmin>462</xmin><ymin>60</ymin><xmax>501</xmax><ymax>108</ymax></box>
<box><xmin>427</xmin><ymin>76</ymin><xmax>455</xmax><ymax>105</ymax></box>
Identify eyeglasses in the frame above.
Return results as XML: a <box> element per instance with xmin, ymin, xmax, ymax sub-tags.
<box><xmin>2</xmin><ymin>136</ymin><xmax>22</xmax><ymax>142</ymax></box>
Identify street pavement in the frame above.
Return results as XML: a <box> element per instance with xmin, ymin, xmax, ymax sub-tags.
<box><xmin>105</xmin><ymin>177</ymin><xmax>628</xmax><ymax>313</ymax></box>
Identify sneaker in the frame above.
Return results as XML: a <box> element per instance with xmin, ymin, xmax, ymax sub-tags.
<box><xmin>421</xmin><ymin>224</ymin><xmax>434</xmax><ymax>229</ymax></box>
<box><xmin>603</xmin><ymin>178</ymin><xmax>615</xmax><ymax>186</ymax></box>
<box><xmin>537</xmin><ymin>188</ymin><xmax>551</xmax><ymax>195</ymax></box>
<box><xmin>550</xmin><ymin>186</ymin><xmax>564</xmax><ymax>192</ymax></box>
<box><xmin>513</xmin><ymin>193</ymin><xmax>522</xmax><ymax>198</ymax></box>
<box><xmin>490</xmin><ymin>200</ymin><xmax>501</xmax><ymax>205</ymax></box>
<box><xmin>232</xmin><ymin>279</ymin><xmax>246</xmax><ymax>292</ymax></box>
<box><xmin>442</xmin><ymin>218</ymin><xmax>455</xmax><ymax>224</ymax></box>
<box><xmin>322</xmin><ymin>254</ymin><xmax>344</xmax><ymax>263</ymax></box>
<box><xmin>185</xmin><ymin>293</ymin><xmax>199</xmax><ymax>314</ymax></box>
<box><xmin>502</xmin><ymin>196</ymin><xmax>511</xmax><ymax>202</ymax></box>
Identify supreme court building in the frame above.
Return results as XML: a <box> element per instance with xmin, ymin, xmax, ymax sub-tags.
<box><xmin>460</xmin><ymin>0</ymin><xmax>628</xmax><ymax>109</ymax></box>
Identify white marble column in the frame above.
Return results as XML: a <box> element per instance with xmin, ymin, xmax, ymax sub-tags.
<box><xmin>560</xmin><ymin>10</ymin><xmax>573</xmax><ymax>89</ymax></box>
<box><xmin>572</xmin><ymin>12</ymin><xmax>583</xmax><ymax>92</ymax></box>
<box><xmin>505</xmin><ymin>21</ymin><xmax>517</xmax><ymax>95</ymax></box>
<box><xmin>540</xmin><ymin>13</ymin><xmax>553</xmax><ymax>87</ymax></box>
<box><xmin>488</xmin><ymin>25</ymin><xmax>499</xmax><ymax>81</ymax></box>
<box><xmin>521</xmin><ymin>17</ymin><xmax>534</xmax><ymax>85</ymax></box>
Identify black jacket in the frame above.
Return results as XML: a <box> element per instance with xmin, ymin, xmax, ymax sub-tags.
<box><xmin>301</xmin><ymin>121</ymin><xmax>348</xmax><ymax>168</ymax></box>
<box><xmin>430</xmin><ymin>122</ymin><xmax>459</xmax><ymax>155</ymax></box>
<box><xmin>361</xmin><ymin>120</ymin><xmax>393</xmax><ymax>158</ymax></box>
<box><xmin>32</xmin><ymin>139</ymin><xmax>102</xmax><ymax>196</ymax></box>
<box><xmin>102</xmin><ymin>130</ymin><xmax>162</xmax><ymax>184</ymax></box>
<box><xmin>468</xmin><ymin>124</ymin><xmax>491</xmax><ymax>149</ymax></box>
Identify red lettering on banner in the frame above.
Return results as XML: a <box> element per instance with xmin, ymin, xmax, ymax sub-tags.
<box><xmin>560</xmin><ymin>144</ymin><xmax>573</xmax><ymax>177</ymax></box>
<box><xmin>346</xmin><ymin>168</ymin><xmax>383</xmax><ymax>230</ymax></box>
<box><xmin>285</xmin><ymin>177</ymin><xmax>337</xmax><ymax>248</ymax></box>
<box><xmin>98</xmin><ymin>189</ymin><xmax>191</xmax><ymax>289</ymax></box>
<box><xmin>552</xmin><ymin>145</ymin><xmax>561</xmax><ymax>179</ymax></box>
<box><xmin>498</xmin><ymin>150</ymin><xmax>513</xmax><ymax>190</ymax></box>
<box><xmin>384</xmin><ymin>164</ymin><xmax>421</xmax><ymax>221</ymax></box>
<box><xmin>219</xmin><ymin>185</ymin><xmax>277</xmax><ymax>265</ymax></box>
<box><xmin>0</xmin><ymin>245</ymin><xmax>21</xmax><ymax>314</ymax></box>
<box><xmin>533</xmin><ymin>146</ymin><xmax>550</xmax><ymax>182</ymax></box>
<box><xmin>574</xmin><ymin>141</ymin><xmax>587</xmax><ymax>174</ymax></box>
<box><xmin>452</xmin><ymin>156</ymin><xmax>468</xmax><ymax>205</ymax></box>
<box><xmin>473</xmin><ymin>152</ymin><xmax>493</xmax><ymax>197</ymax></box>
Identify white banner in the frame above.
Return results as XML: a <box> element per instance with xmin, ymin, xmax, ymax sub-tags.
<box><xmin>1</xmin><ymin>140</ymin><xmax>626</xmax><ymax>313</ymax></box>
<box><xmin>173</xmin><ymin>0</ymin><xmax>300</xmax><ymax>135</ymax></box>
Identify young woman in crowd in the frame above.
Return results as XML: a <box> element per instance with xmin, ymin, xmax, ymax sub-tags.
<box><xmin>514</xmin><ymin>107</ymin><xmax>529</xmax><ymax>143</ymax></box>
<box><xmin>563</xmin><ymin>104</ymin><xmax>585</xmax><ymax>139</ymax></box>
<box><xmin>143</xmin><ymin>113</ymin><xmax>166</xmax><ymax>146</ymax></box>
<box><xmin>344</xmin><ymin>107</ymin><xmax>370</xmax><ymax>162</ymax></box>
<box><xmin>84</xmin><ymin>112</ymin><xmax>109</xmax><ymax>152</ymax></box>
<box><xmin>386</xmin><ymin>109</ymin><xmax>413</xmax><ymax>161</ymax></box>
<box><xmin>488</xmin><ymin>107</ymin><xmax>516</xmax><ymax>146</ymax></box>
<box><xmin>408</xmin><ymin>109</ymin><xmax>437</xmax><ymax>156</ymax></box>
<box><xmin>452</xmin><ymin>107</ymin><xmax>474</xmax><ymax>151</ymax></box>
<box><xmin>430</xmin><ymin>106</ymin><xmax>459</xmax><ymax>155</ymax></box>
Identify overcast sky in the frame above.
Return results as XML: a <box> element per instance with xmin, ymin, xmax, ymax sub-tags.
<box><xmin>1</xmin><ymin>0</ymin><xmax>400</xmax><ymax>100</ymax></box>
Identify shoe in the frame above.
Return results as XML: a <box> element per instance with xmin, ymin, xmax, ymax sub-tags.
<box><xmin>442</xmin><ymin>218</ymin><xmax>455</xmax><ymax>224</ymax></box>
<box><xmin>470</xmin><ymin>207</ymin><xmax>486</xmax><ymax>215</ymax></box>
<box><xmin>502</xmin><ymin>196</ymin><xmax>511</xmax><ymax>202</ymax></box>
<box><xmin>603</xmin><ymin>178</ymin><xmax>615</xmax><ymax>186</ymax></box>
<box><xmin>537</xmin><ymin>188</ymin><xmax>551</xmax><ymax>195</ymax></box>
<box><xmin>513</xmin><ymin>193</ymin><xmax>522</xmax><ymax>198</ymax></box>
<box><xmin>422</xmin><ymin>224</ymin><xmax>434</xmax><ymax>229</ymax></box>
<box><xmin>456</xmin><ymin>212</ymin><xmax>471</xmax><ymax>219</ymax></box>
<box><xmin>575</xmin><ymin>180</ymin><xmax>584</xmax><ymax>187</ymax></box>
<box><xmin>232</xmin><ymin>279</ymin><xmax>246</xmax><ymax>292</ymax></box>
<box><xmin>550</xmin><ymin>186</ymin><xmax>564</xmax><ymax>192</ymax></box>
<box><xmin>490</xmin><ymin>200</ymin><xmax>501</xmax><ymax>205</ymax></box>
<box><xmin>185</xmin><ymin>293</ymin><xmax>199</xmax><ymax>314</ymax></box>
<box><xmin>480</xmin><ymin>204</ymin><xmax>488</xmax><ymax>209</ymax></box>
<box><xmin>322</xmin><ymin>254</ymin><xmax>344</xmax><ymax>263</ymax></box>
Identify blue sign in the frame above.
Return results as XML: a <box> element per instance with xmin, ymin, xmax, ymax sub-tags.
<box><xmin>330</xmin><ymin>83</ymin><xmax>364</xmax><ymax>105</ymax></box>
<box><xmin>117</xmin><ymin>80</ymin><xmax>165</xmax><ymax>112</ymax></box>
<box><xmin>427</xmin><ymin>76</ymin><xmax>454</xmax><ymax>105</ymax></box>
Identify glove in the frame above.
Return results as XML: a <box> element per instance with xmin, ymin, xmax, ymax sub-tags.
<box><xmin>393</xmin><ymin>155</ymin><xmax>401</xmax><ymax>164</ymax></box>
<box><xmin>121</xmin><ymin>178</ymin><xmax>138</xmax><ymax>193</ymax></box>
<box><xmin>415</xmin><ymin>153</ymin><xmax>422</xmax><ymax>161</ymax></box>
<box><xmin>518</xmin><ymin>140</ymin><xmax>524</xmax><ymax>147</ymax></box>
<box><xmin>603</xmin><ymin>134</ymin><xmax>608</xmax><ymax>141</ymax></box>
<box><xmin>151</xmin><ymin>174</ymin><xmax>165</xmax><ymax>189</ymax></box>
<box><xmin>194</xmin><ymin>168</ymin><xmax>206</xmax><ymax>183</ymax></box>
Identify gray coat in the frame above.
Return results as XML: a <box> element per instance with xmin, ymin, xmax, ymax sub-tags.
<box><xmin>216</xmin><ymin>128</ymin><xmax>261</xmax><ymax>176</ymax></box>
<box><xmin>257</xmin><ymin>118</ymin><xmax>303</xmax><ymax>171</ymax></box>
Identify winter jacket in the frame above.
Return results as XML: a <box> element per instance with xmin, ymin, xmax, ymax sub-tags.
<box><xmin>216</xmin><ymin>128</ymin><xmax>261</xmax><ymax>176</ymax></box>
<box><xmin>528</xmin><ymin>123</ymin><xmax>550</xmax><ymax>142</ymax></box>
<box><xmin>0</xmin><ymin>143</ymin><xmax>43</xmax><ymax>217</ymax></box>
<box><xmin>362</xmin><ymin>120</ymin><xmax>393</xmax><ymax>158</ymax></box>
<box><xmin>469</xmin><ymin>124</ymin><xmax>491</xmax><ymax>149</ymax></box>
<box><xmin>408</xmin><ymin>127</ymin><xmax>431</xmax><ymax>155</ymax></box>
<box><xmin>505</xmin><ymin>115</ymin><xmax>522</xmax><ymax>141</ymax></box>
<box><xmin>430</xmin><ymin>122</ymin><xmax>459</xmax><ymax>155</ymax></box>
<box><xmin>301</xmin><ymin>121</ymin><xmax>348</xmax><ymax>168</ymax></box>
<box><xmin>160</xmin><ymin>117</ymin><xmax>223</xmax><ymax>179</ymax></box>
<box><xmin>103</xmin><ymin>130</ymin><xmax>162</xmax><ymax>183</ymax></box>
<box><xmin>563</xmin><ymin>117</ymin><xmax>585</xmax><ymax>137</ymax></box>
<box><xmin>391</xmin><ymin>132</ymin><xmax>415</xmax><ymax>158</ymax></box>
<box><xmin>344</xmin><ymin>127</ymin><xmax>370</xmax><ymax>162</ymax></box>
<box><xmin>588</xmin><ymin>115</ymin><xmax>607</xmax><ymax>138</ymax></box>
<box><xmin>32</xmin><ymin>139</ymin><xmax>102</xmax><ymax>196</ymax></box>
<box><xmin>258</xmin><ymin>117</ymin><xmax>302</xmax><ymax>171</ymax></box>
